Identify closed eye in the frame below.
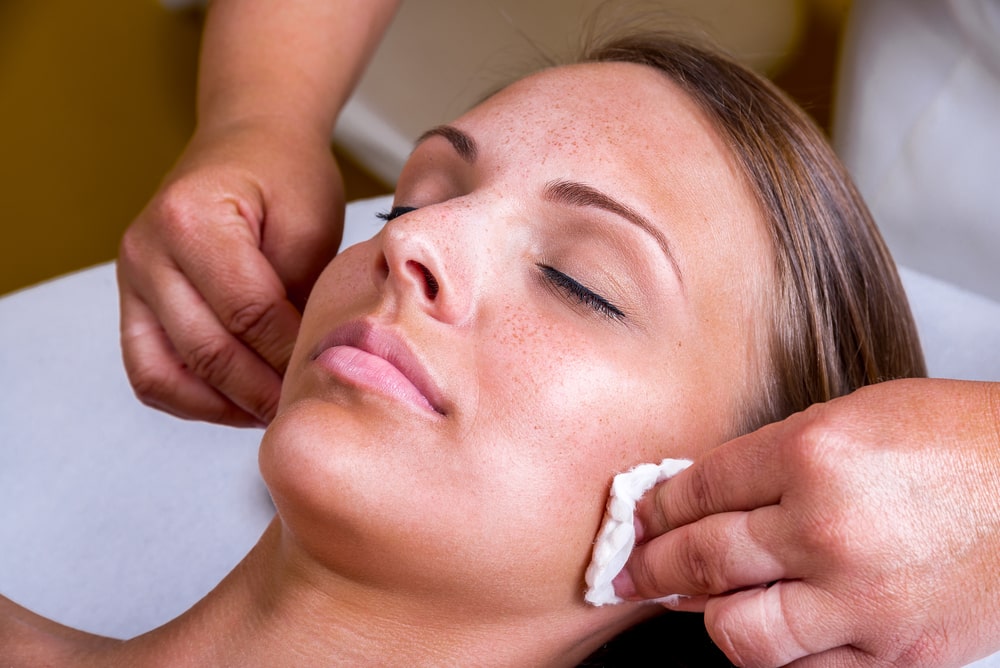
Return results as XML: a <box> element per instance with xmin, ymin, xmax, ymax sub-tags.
<box><xmin>538</xmin><ymin>264</ymin><xmax>625</xmax><ymax>322</ymax></box>
<box><xmin>376</xmin><ymin>206</ymin><xmax>418</xmax><ymax>222</ymax></box>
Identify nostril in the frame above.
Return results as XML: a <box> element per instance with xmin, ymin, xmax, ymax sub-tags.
<box><xmin>376</xmin><ymin>255</ymin><xmax>390</xmax><ymax>280</ymax></box>
<box><xmin>422</xmin><ymin>267</ymin><xmax>440</xmax><ymax>300</ymax></box>
<box><xmin>407</xmin><ymin>260</ymin><xmax>439</xmax><ymax>300</ymax></box>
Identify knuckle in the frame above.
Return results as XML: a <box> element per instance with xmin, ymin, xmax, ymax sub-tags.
<box><xmin>224</xmin><ymin>297</ymin><xmax>282</xmax><ymax>342</ymax></box>
<box><xmin>177</xmin><ymin>333</ymin><xmax>279</xmax><ymax>422</ymax></box>
<box><xmin>781</xmin><ymin>412</ymin><xmax>870</xmax><ymax>565</ymax></box>
<box><xmin>785</xmin><ymin>493</ymin><xmax>858</xmax><ymax>568</ymax></box>
<box><xmin>686</xmin><ymin>464</ymin><xmax>720</xmax><ymax>520</ymax></box>
<box><xmin>629</xmin><ymin>546</ymin><xmax>678</xmax><ymax>598</ymax></box>
<box><xmin>706</xmin><ymin>600</ymin><xmax>765</xmax><ymax>668</ymax></box>
<box><xmin>627</xmin><ymin>549</ymin><xmax>662</xmax><ymax>595</ymax></box>
<box><xmin>153</xmin><ymin>182</ymin><xmax>197</xmax><ymax>226</ymax></box>
<box><xmin>147</xmin><ymin>185</ymin><xmax>208</xmax><ymax>243</ymax></box>
<box><xmin>676</xmin><ymin>531</ymin><xmax>727</xmax><ymax>594</ymax></box>
<box><xmin>897</xmin><ymin>633</ymin><xmax>948</xmax><ymax>666</ymax></box>
<box><xmin>127</xmin><ymin>365</ymin><xmax>169</xmax><ymax>408</ymax></box>
<box><xmin>891</xmin><ymin>630</ymin><xmax>949</xmax><ymax>667</ymax></box>
<box><xmin>124</xmin><ymin>357</ymin><xmax>177</xmax><ymax>412</ymax></box>
<box><xmin>117</xmin><ymin>227</ymin><xmax>143</xmax><ymax>267</ymax></box>
<box><xmin>683</xmin><ymin>548</ymin><xmax>716</xmax><ymax>594</ymax></box>
<box><xmin>706</xmin><ymin>591</ymin><xmax>811</xmax><ymax>668</ymax></box>
<box><xmin>783</xmin><ymin>409</ymin><xmax>849</xmax><ymax>483</ymax></box>
<box><xmin>786</xmin><ymin>417</ymin><xmax>830</xmax><ymax>464</ymax></box>
<box><xmin>644</xmin><ymin>486</ymin><xmax>670</xmax><ymax>534</ymax></box>
<box><xmin>794</xmin><ymin>515</ymin><xmax>844</xmax><ymax>562</ymax></box>
<box><xmin>253</xmin><ymin>390</ymin><xmax>280</xmax><ymax>425</ymax></box>
<box><xmin>119</xmin><ymin>186</ymin><xmax>203</xmax><ymax>267</ymax></box>
<box><xmin>184</xmin><ymin>335</ymin><xmax>239</xmax><ymax>386</ymax></box>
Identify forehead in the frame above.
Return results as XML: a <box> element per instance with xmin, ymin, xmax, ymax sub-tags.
<box><xmin>446</xmin><ymin>61</ymin><xmax>767</xmax><ymax>280</ymax></box>
<box><xmin>455</xmin><ymin>62</ymin><xmax>727</xmax><ymax>180</ymax></box>
<box><xmin>447</xmin><ymin>63</ymin><xmax>758</xmax><ymax>235</ymax></box>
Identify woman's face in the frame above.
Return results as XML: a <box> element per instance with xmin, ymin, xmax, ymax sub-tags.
<box><xmin>260</xmin><ymin>62</ymin><xmax>772</xmax><ymax>616</ymax></box>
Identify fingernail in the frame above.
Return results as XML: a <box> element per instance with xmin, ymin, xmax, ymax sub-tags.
<box><xmin>660</xmin><ymin>594</ymin><xmax>683</xmax><ymax>608</ymax></box>
<box><xmin>634</xmin><ymin>515</ymin><xmax>646</xmax><ymax>544</ymax></box>
<box><xmin>612</xmin><ymin>568</ymin><xmax>636</xmax><ymax>600</ymax></box>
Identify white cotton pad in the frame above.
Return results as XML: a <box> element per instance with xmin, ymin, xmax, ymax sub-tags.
<box><xmin>584</xmin><ymin>458</ymin><xmax>692</xmax><ymax>606</ymax></box>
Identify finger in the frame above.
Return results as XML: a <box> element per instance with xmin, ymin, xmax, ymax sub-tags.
<box><xmin>620</xmin><ymin>506</ymin><xmax>787</xmax><ymax>600</ymax></box>
<box><xmin>119</xmin><ymin>281</ymin><xmax>264</xmax><ymax>427</ymax></box>
<box><xmin>787</xmin><ymin>645</ymin><xmax>873</xmax><ymax>668</ymax></box>
<box><xmin>173</xmin><ymin>222</ymin><xmax>301</xmax><ymax>376</ymax></box>
<box><xmin>660</xmin><ymin>594</ymin><xmax>708</xmax><ymax>613</ymax></box>
<box><xmin>260</xmin><ymin>179</ymin><xmax>345</xmax><ymax>309</ymax></box>
<box><xmin>637</xmin><ymin>419</ymin><xmax>793</xmax><ymax>539</ymax></box>
<box><xmin>133</xmin><ymin>262</ymin><xmax>284</xmax><ymax>424</ymax></box>
<box><xmin>703</xmin><ymin>580</ymin><xmax>851</xmax><ymax>668</ymax></box>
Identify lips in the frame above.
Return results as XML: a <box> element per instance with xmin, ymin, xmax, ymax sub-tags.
<box><xmin>310</xmin><ymin>320</ymin><xmax>446</xmax><ymax>416</ymax></box>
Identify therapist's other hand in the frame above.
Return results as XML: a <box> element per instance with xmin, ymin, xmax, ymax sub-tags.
<box><xmin>118</xmin><ymin>120</ymin><xmax>344</xmax><ymax>427</ymax></box>
<box><xmin>620</xmin><ymin>378</ymin><xmax>1000</xmax><ymax>667</ymax></box>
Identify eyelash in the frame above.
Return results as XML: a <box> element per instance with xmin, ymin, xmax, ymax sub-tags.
<box><xmin>376</xmin><ymin>206</ymin><xmax>417</xmax><ymax>221</ymax></box>
<box><xmin>538</xmin><ymin>264</ymin><xmax>626</xmax><ymax>322</ymax></box>
<box><xmin>376</xmin><ymin>206</ymin><xmax>625</xmax><ymax>322</ymax></box>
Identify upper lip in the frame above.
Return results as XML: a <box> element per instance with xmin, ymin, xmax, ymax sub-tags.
<box><xmin>311</xmin><ymin>319</ymin><xmax>447</xmax><ymax>415</ymax></box>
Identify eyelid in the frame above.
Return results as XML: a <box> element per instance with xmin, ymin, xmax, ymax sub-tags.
<box><xmin>537</xmin><ymin>264</ymin><xmax>626</xmax><ymax>322</ymax></box>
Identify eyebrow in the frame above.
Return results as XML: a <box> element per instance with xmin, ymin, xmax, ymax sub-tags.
<box><xmin>544</xmin><ymin>180</ymin><xmax>683</xmax><ymax>282</ymax></box>
<box><xmin>414</xmin><ymin>125</ymin><xmax>682</xmax><ymax>282</ymax></box>
<box><xmin>415</xmin><ymin>125</ymin><xmax>478</xmax><ymax>163</ymax></box>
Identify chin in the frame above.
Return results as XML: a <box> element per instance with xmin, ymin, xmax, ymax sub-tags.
<box><xmin>257</xmin><ymin>400</ymin><xmax>590</xmax><ymax>612</ymax></box>
<box><xmin>258</xmin><ymin>397</ymin><xmax>436</xmax><ymax>583</ymax></box>
<box><xmin>260</xmin><ymin>395</ymin><xmax>414</xmax><ymax>517</ymax></box>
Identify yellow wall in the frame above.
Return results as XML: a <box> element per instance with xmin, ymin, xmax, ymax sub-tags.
<box><xmin>0</xmin><ymin>1</ymin><xmax>391</xmax><ymax>298</ymax></box>
<box><xmin>0</xmin><ymin>1</ymin><xmax>201</xmax><ymax>296</ymax></box>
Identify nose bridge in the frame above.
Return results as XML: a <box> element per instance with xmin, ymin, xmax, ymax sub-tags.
<box><xmin>376</xmin><ymin>201</ymin><xmax>487</xmax><ymax>326</ymax></box>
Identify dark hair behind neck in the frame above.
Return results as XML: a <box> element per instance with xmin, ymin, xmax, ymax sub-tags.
<box><xmin>580</xmin><ymin>612</ymin><xmax>734</xmax><ymax>667</ymax></box>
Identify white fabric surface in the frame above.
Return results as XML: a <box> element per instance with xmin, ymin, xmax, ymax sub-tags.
<box><xmin>833</xmin><ymin>0</ymin><xmax>1000</xmax><ymax>302</ymax></box>
<box><xmin>585</xmin><ymin>458</ymin><xmax>691</xmax><ymax>606</ymax></box>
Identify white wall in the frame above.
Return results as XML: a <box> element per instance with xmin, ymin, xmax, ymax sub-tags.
<box><xmin>335</xmin><ymin>0</ymin><xmax>804</xmax><ymax>183</ymax></box>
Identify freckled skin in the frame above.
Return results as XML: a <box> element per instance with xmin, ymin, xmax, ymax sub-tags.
<box><xmin>259</xmin><ymin>62</ymin><xmax>774</xmax><ymax>622</ymax></box>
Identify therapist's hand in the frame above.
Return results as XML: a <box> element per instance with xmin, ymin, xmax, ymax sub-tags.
<box><xmin>117</xmin><ymin>119</ymin><xmax>344</xmax><ymax>427</ymax></box>
<box><xmin>619</xmin><ymin>378</ymin><xmax>1000</xmax><ymax>667</ymax></box>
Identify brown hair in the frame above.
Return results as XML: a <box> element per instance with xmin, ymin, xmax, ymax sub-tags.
<box><xmin>580</xmin><ymin>31</ymin><xmax>927</xmax><ymax>432</ymax></box>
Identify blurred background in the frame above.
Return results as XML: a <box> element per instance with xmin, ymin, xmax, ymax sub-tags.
<box><xmin>0</xmin><ymin>0</ymin><xmax>848</xmax><ymax>297</ymax></box>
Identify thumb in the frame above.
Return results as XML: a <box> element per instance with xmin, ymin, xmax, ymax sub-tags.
<box><xmin>260</xmin><ymin>157</ymin><xmax>346</xmax><ymax>310</ymax></box>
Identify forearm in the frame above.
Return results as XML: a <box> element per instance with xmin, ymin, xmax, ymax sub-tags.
<box><xmin>197</xmin><ymin>0</ymin><xmax>399</xmax><ymax>139</ymax></box>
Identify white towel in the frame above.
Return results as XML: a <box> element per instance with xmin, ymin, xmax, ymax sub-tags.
<box><xmin>584</xmin><ymin>458</ymin><xmax>692</xmax><ymax>606</ymax></box>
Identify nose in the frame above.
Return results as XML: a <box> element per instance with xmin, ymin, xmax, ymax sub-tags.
<box><xmin>372</xmin><ymin>208</ymin><xmax>477</xmax><ymax>325</ymax></box>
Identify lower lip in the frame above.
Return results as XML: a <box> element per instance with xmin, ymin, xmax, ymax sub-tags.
<box><xmin>314</xmin><ymin>345</ymin><xmax>439</xmax><ymax>415</ymax></box>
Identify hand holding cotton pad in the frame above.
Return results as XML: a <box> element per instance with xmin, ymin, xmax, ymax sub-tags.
<box><xmin>584</xmin><ymin>458</ymin><xmax>692</xmax><ymax>606</ymax></box>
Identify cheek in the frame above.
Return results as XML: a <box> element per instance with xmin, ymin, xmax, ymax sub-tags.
<box><xmin>465</xmin><ymin>306</ymin><xmax>717</xmax><ymax>587</ymax></box>
<box><xmin>471</xmin><ymin>304</ymin><xmax>686</xmax><ymax>512</ymax></box>
<box><xmin>279</xmin><ymin>243</ymin><xmax>379</xmax><ymax>412</ymax></box>
<box><xmin>302</xmin><ymin>242</ymin><xmax>377</xmax><ymax>317</ymax></box>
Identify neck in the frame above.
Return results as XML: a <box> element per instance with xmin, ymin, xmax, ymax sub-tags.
<box><xmin>98</xmin><ymin>518</ymin><xmax>629</xmax><ymax>667</ymax></box>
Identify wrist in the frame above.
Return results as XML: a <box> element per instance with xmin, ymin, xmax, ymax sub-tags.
<box><xmin>191</xmin><ymin>112</ymin><xmax>333</xmax><ymax>155</ymax></box>
<box><xmin>195</xmin><ymin>0</ymin><xmax>400</xmax><ymax>147</ymax></box>
<box><xmin>195</xmin><ymin>89</ymin><xmax>337</xmax><ymax>145</ymax></box>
